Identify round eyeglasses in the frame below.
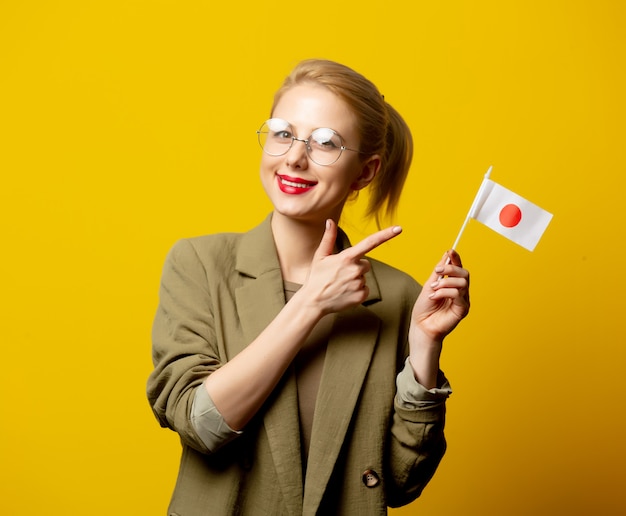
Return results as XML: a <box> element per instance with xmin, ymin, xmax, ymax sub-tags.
<box><xmin>257</xmin><ymin>118</ymin><xmax>361</xmax><ymax>166</ymax></box>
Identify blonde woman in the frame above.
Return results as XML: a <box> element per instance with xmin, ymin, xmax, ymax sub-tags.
<box><xmin>148</xmin><ymin>59</ymin><xmax>470</xmax><ymax>515</ymax></box>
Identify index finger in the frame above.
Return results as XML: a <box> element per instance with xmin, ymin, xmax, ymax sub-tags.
<box><xmin>446</xmin><ymin>249</ymin><xmax>463</xmax><ymax>267</ymax></box>
<box><xmin>344</xmin><ymin>226</ymin><xmax>403</xmax><ymax>259</ymax></box>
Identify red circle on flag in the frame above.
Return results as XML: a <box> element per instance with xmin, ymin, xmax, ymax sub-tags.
<box><xmin>499</xmin><ymin>204</ymin><xmax>522</xmax><ymax>228</ymax></box>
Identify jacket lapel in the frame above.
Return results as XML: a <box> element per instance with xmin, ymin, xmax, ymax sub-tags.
<box><xmin>235</xmin><ymin>215</ymin><xmax>304</xmax><ymax>515</ymax></box>
<box><xmin>302</xmin><ymin>260</ymin><xmax>383</xmax><ymax>513</ymax></box>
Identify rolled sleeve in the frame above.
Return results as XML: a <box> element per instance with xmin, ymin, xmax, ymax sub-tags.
<box><xmin>191</xmin><ymin>385</ymin><xmax>243</xmax><ymax>453</ymax></box>
<box><xmin>396</xmin><ymin>358</ymin><xmax>452</xmax><ymax>409</ymax></box>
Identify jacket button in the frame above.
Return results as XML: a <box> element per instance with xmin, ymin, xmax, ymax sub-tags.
<box><xmin>362</xmin><ymin>469</ymin><xmax>380</xmax><ymax>488</ymax></box>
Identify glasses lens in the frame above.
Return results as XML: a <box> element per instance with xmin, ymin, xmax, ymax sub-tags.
<box><xmin>258</xmin><ymin>118</ymin><xmax>293</xmax><ymax>156</ymax></box>
<box><xmin>309</xmin><ymin>127</ymin><xmax>343</xmax><ymax>165</ymax></box>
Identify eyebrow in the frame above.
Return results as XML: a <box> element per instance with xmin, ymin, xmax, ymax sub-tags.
<box><xmin>280</xmin><ymin>119</ymin><xmax>346</xmax><ymax>140</ymax></box>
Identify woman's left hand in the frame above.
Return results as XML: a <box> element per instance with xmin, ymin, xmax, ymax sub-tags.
<box><xmin>411</xmin><ymin>250</ymin><xmax>470</xmax><ymax>342</ymax></box>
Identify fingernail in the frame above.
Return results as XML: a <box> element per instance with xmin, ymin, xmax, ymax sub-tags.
<box><xmin>430</xmin><ymin>280</ymin><xmax>439</xmax><ymax>288</ymax></box>
<box><xmin>392</xmin><ymin>226</ymin><xmax>402</xmax><ymax>234</ymax></box>
<box><xmin>326</xmin><ymin>219</ymin><xmax>331</xmax><ymax>230</ymax></box>
<box><xmin>435</xmin><ymin>266</ymin><xmax>444</xmax><ymax>274</ymax></box>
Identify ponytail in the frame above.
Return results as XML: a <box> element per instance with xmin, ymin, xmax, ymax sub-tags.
<box><xmin>366</xmin><ymin>102</ymin><xmax>413</xmax><ymax>226</ymax></box>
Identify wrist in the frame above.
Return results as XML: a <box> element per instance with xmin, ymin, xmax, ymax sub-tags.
<box><xmin>288</xmin><ymin>287</ymin><xmax>326</xmax><ymax>327</ymax></box>
<box><xmin>408</xmin><ymin>326</ymin><xmax>443</xmax><ymax>389</ymax></box>
<box><xmin>409</xmin><ymin>324</ymin><xmax>443</xmax><ymax>353</ymax></box>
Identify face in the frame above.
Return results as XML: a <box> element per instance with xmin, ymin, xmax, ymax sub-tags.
<box><xmin>259</xmin><ymin>83</ymin><xmax>380</xmax><ymax>225</ymax></box>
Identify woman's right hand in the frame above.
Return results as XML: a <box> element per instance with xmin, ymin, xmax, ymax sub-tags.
<box><xmin>301</xmin><ymin>219</ymin><xmax>403</xmax><ymax>315</ymax></box>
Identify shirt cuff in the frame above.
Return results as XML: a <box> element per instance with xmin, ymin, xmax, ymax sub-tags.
<box><xmin>396</xmin><ymin>358</ymin><xmax>452</xmax><ymax>409</ymax></box>
<box><xmin>191</xmin><ymin>385</ymin><xmax>243</xmax><ymax>453</ymax></box>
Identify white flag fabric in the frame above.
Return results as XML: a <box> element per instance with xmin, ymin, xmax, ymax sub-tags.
<box><xmin>470</xmin><ymin>179</ymin><xmax>553</xmax><ymax>251</ymax></box>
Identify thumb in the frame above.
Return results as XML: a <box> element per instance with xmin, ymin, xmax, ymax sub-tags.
<box><xmin>313</xmin><ymin>219</ymin><xmax>338</xmax><ymax>261</ymax></box>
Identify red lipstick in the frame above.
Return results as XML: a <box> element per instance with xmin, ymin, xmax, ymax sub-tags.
<box><xmin>276</xmin><ymin>174</ymin><xmax>317</xmax><ymax>195</ymax></box>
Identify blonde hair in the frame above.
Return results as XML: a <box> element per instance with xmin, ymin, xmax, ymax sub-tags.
<box><xmin>271</xmin><ymin>59</ymin><xmax>413</xmax><ymax>225</ymax></box>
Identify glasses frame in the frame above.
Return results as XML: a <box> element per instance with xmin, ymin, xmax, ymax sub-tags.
<box><xmin>257</xmin><ymin>118</ymin><xmax>362</xmax><ymax>166</ymax></box>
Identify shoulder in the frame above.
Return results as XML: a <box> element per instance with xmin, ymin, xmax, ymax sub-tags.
<box><xmin>185</xmin><ymin>232</ymin><xmax>243</xmax><ymax>258</ymax></box>
<box><xmin>369</xmin><ymin>257</ymin><xmax>422</xmax><ymax>304</ymax></box>
<box><xmin>165</xmin><ymin>232</ymin><xmax>243</xmax><ymax>274</ymax></box>
<box><xmin>369</xmin><ymin>257</ymin><xmax>420</xmax><ymax>288</ymax></box>
<box><xmin>165</xmin><ymin>214</ymin><xmax>274</xmax><ymax>271</ymax></box>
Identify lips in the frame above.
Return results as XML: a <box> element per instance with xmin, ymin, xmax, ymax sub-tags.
<box><xmin>276</xmin><ymin>174</ymin><xmax>317</xmax><ymax>195</ymax></box>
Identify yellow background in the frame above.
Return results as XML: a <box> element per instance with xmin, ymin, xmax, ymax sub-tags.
<box><xmin>1</xmin><ymin>1</ymin><xmax>624</xmax><ymax>514</ymax></box>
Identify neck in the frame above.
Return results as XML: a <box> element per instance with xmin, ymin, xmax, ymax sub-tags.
<box><xmin>271</xmin><ymin>213</ymin><xmax>335</xmax><ymax>284</ymax></box>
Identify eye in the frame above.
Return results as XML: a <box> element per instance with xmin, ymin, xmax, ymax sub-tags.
<box><xmin>274</xmin><ymin>130</ymin><xmax>293</xmax><ymax>140</ymax></box>
<box><xmin>267</xmin><ymin>118</ymin><xmax>293</xmax><ymax>140</ymax></box>
<box><xmin>310</xmin><ymin>128</ymin><xmax>341</xmax><ymax>150</ymax></box>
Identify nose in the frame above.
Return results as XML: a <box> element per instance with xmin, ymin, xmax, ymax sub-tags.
<box><xmin>285</xmin><ymin>137</ymin><xmax>309</xmax><ymax>168</ymax></box>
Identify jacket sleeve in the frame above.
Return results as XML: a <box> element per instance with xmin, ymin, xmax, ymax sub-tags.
<box><xmin>146</xmin><ymin>238</ymin><xmax>227</xmax><ymax>454</ymax></box>
<box><xmin>385</xmin><ymin>361</ymin><xmax>450</xmax><ymax>507</ymax></box>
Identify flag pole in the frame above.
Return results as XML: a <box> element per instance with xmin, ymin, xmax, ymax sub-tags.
<box><xmin>450</xmin><ymin>165</ymin><xmax>493</xmax><ymax>251</ymax></box>
<box><xmin>439</xmin><ymin>166</ymin><xmax>492</xmax><ymax>277</ymax></box>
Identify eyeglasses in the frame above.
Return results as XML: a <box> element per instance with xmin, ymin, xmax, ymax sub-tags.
<box><xmin>257</xmin><ymin>118</ymin><xmax>361</xmax><ymax>166</ymax></box>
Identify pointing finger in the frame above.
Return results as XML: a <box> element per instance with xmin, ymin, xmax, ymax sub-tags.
<box><xmin>344</xmin><ymin>226</ymin><xmax>403</xmax><ymax>260</ymax></box>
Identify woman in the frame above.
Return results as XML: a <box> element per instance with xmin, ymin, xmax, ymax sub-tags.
<box><xmin>147</xmin><ymin>59</ymin><xmax>470</xmax><ymax>515</ymax></box>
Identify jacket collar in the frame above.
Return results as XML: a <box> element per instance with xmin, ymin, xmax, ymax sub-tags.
<box><xmin>234</xmin><ymin>214</ymin><xmax>383</xmax><ymax>515</ymax></box>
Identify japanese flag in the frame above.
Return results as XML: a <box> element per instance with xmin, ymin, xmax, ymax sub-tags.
<box><xmin>470</xmin><ymin>178</ymin><xmax>553</xmax><ymax>251</ymax></box>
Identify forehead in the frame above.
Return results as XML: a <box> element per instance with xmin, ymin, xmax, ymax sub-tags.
<box><xmin>272</xmin><ymin>84</ymin><xmax>358</xmax><ymax>138</ymax></box>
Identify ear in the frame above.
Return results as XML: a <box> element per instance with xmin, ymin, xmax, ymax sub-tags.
<box><xmin>351</xmin><ymin>154</ymin><xmax>381</xmax><ymax>191</ymax></box>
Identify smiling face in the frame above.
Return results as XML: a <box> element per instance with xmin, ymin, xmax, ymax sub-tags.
<box><xmin>259</xmin><ymin>83</ymin><xmax>380</xmax><ymax>226</ymax></box>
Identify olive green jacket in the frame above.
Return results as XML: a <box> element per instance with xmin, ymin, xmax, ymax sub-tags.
<box><xmin>147</xmin><ymin>215</ymin><xmax>448</xmax><ymax>516</ymax></box>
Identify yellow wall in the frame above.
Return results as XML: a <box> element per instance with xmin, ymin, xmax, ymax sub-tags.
<box><xmin>1</xmin><ymin>1</ymin><xmax>624</xmax><ymax>514</ymax></box>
